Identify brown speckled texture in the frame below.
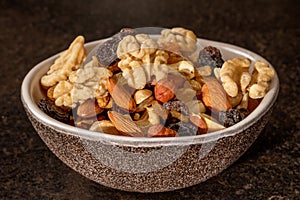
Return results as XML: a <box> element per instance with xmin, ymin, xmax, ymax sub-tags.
<box><xmin>23</xmin><ymin>101</ymin><xmax>272</xmax><ymax>192</ymax></box>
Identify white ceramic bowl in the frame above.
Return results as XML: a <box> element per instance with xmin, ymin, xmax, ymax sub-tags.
<box><xmin>21</xmin><ymin>37</ymin><xmax>279</xmax><ymax>193</ymax></box>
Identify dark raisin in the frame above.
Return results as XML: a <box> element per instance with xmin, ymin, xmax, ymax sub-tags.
<box><xmin>163</xmin><ymin>100</ymin><xmax>189</xmax><ymax>116</ymax></box>
<box><xmin>96</xmin><ymin>28</ymin><xmax>136</xmax><ymax>66</ymax></box>
<box><xmin>167</xmin><ymin>122</ymin><xmax>198</xmax><ymax>136</ymax></box>
<box><xmin>119</xmin><ymin>28</ymin><xmax>136</xmax><ymax>37</ymax></box>
<box><xmin>198</xmin><ymin>46</ymin><xmax>224</xmax><ymax>68</ymax></box>
<box><xmin>218</xmin><ymin>109</ymin><xmax>249</xmax><ymax>127</ymax></box>
<box><xmin>38</xmin><ymin>99</ymin><xmax>70</xmax><ymax>123</ymax></box>
<box><xmin>167</xmin><ymin>122</ymin><xmax>180</xmax><ymax>132</ymax></box>
<box><xmin>166</xmin><ymin>116</ymin><xmax>180</xmax><ymax>125</ymax></box>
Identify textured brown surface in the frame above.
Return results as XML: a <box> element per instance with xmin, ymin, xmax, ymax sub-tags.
<box><xmin>23</xmin><ymin>100</ymin><xmax>272</xmax><ymax>192</ymax></box>
<box><xmin>1</xmin><ymin>0</ymin><xmax>299</xmax><ymax>199</ymax></box>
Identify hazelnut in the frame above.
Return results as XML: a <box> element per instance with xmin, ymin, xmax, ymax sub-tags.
<box><xmin>154</xmin><ymin>78</ymin><xmax>175</xmax><ymax>103</ymax></box>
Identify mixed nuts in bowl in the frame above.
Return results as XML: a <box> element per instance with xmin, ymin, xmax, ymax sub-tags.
<box><xmin>21</xmin><ymin>27</ymin><xmax>279</xmax><ymax>192</ymax></box>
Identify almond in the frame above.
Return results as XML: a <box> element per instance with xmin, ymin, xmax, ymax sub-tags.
<box><xmin>189</xmin><ymin>114</ymin><xmax>208</xmax><ymax>134</ymax></box>
<box><xmin>77</xmin><ymin>99</ymin><xmax>104</xmax><ymax>118</ymax></box>
<box><xmin>201</xmin><ymin>78</ymin><xmax>232</xmax><ymax>113</ymax></box>
<box><xmin>201</xmin><ymin>113</ymin><xmax>225</xmax><ymax>132</ymax></box>
<box><xmin>107</xmin><ymin>77</ymin><xmax>136</xmax><ymax>113</ymax></box>
<box><xmin>147</xmin><ymin>124</ymin><xmax>178</xmax><ymax>137</ymax></box>
<box><xmin>154</xmin><ymin>78</ymin><xmax>175</xmax><ymax>103</ymax></box>
<box><xmin>89</xmin><ymin>120</ymin><xmax>121</xmax><ymax>135</ymax></box>
<box><xmin>107</xmin><ymin>111</ymin><xmax>144</xmax><ymax>137</ymax></box>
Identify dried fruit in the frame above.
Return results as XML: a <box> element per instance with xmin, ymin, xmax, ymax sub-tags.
<box><xmin>38</xmin><ymin>99</ymin><xmax>70</xmax><ymax>123</ymax></box>
<box><xmin>167</xmin><ymin>122</ymin><xmax>198</xmax><ymax>136</ymax></box>
<box><xmin>218</xmin><ymin>109</ymin><xmax>249</xmax><ymax>127</ymax></box>
<box><xmin>77</xmin><ymin>99</ymin><xmax>104</xmax><ymax>118</ymax></box>
<box><xmin>201</xmin><ymin>78</ymin><xmax>232</xmax><ymax>113</ymax></box>
<box><xmin>154</xmin><ymin>78</ymin><xmax>175</xmax><ymax>103</ymax></box>
<box><xmin>107</xmin><ymin>77</ymin><xmax>136</xmax><ymax>113</ymax></box>
<box><xmin>96</xmin><ymin>28</ymin><xmax>136</xmax><ymax>66</ymax></box>
<box><xmin>147</xmin><ymin>124</ymin><xmax>178</xmax><ymax>137</ymax></box>
<box><xmin>163</xmin><ymin>100</ymin><xmax>189</xmax><ymax>116</ymax></box>
<box><xmin>198</xmin><ymin>46</ymin><xmax>224</xmax><ymax>68</ymax></box>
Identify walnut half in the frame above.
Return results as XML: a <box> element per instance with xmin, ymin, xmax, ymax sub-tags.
<box><xmin>41</xmin><ymin>36</ymin><xmax>86</xmax><ymax>88</ymax></box>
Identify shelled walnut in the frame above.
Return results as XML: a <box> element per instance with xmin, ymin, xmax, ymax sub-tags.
<box><xmin>41</xmin><ymin>36</ymin><xmax>86</xmax><ymax>88</ymax></box>
<box><xmin>53</xmin><ymin>63</ymin><xmax>112</xmax><ymax>108</ymax></box>
<box><xmin>117</xmin><ymin>34</ymin><xmax>158</xmax><ymax>70</ymax></box>
<box><xmin>248</xmin><ymin>61</ymin><xmax>275</xmax><ymax>99</ymax></box>
<box><xmin>220</xmin><ymin>58</ymin><xmax>251</xmax><ymax>98</ymax></box>
<box><xmin>158</xmin><ymin>27</ymin><xmax>197</xmax><ymax>55</ymax></box>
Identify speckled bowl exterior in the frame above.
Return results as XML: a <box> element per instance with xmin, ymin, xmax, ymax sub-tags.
<box><xmin>21</xmin><ymin>37</ymin><xmax>279</xmax><ymax>193</ymax></box>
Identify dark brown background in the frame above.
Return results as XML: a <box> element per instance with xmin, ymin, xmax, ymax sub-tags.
<box><xmin>1</xmin><ymin>0</ymin><xmax>299</xmax><ymax>199</ymax></box>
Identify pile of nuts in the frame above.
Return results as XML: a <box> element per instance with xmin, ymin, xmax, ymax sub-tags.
<box><xmin>38</xmin><ymin>27</ymin><xmax>275</xmax><ymax>137</ymax></box>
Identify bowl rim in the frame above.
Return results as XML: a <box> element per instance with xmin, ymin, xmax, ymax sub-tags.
<box><xmin>21</xmin><ymin>37</ymin><xmax>279</xmax><ymax>147</ymax></box>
